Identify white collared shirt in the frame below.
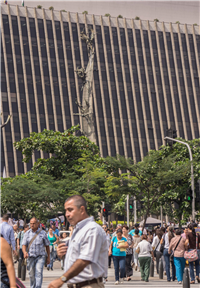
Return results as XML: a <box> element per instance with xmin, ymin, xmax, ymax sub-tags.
<box><xmin>64</xmin><ymin>216</ymin><xmax>108</xmax><ymax>284</ymax></box>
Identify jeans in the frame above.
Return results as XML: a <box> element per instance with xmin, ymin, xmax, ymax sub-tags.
<box><xmin>139</xmin><ymin>257</ymin><xmax>151</xmax><ymax>281</ymax></box>
<box><xmin>47</xmin><ymin>247</ymin><xmax>56</xmax><ymax>269</ymax></box>
<box><xmin>1</xmin><ymin>276</ymin><xmax>9</xmax><ymax>288</ymax></box>
<box><xmin>112</xmin><ymin>256</ymin><xmax>126</xmax><ymax>281</ymax></box>
<box><xmin>27</xmin><ymin>255</ymin><xmax>46</xmax><ymax>288</ymax></box>
<box><xmin>133</xmin><ymin>248</ymin><xmax>140</xmax><ymax>267</ymax></box>
<box><xmin>163</xmin><ymin>248</ymin><xmax>175</xmax><ymax>281</ymax></box>
<box><xmin>155</xmin><ymin>251</ymin><xmax>162</xmax><ymax>274</ymax></box>
<box><xmin>188</xmin><ymin>249</ymin><xmax>199</xmax><ymax>281</ymax></box>
<box><xmin>174</xmin><ymin>257</ymin><xmax>185</xmax><ymax>282</ymax></box>
<box><xmin>19</xmin><ymin>248</ymin><xmax>24</xmax><ymax>260</ymax></box>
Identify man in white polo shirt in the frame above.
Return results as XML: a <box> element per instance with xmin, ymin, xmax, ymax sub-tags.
<box><xmin>48</xmin><ymin>195</ymin><xmax>108</xmax><ymax>288</ymax></box>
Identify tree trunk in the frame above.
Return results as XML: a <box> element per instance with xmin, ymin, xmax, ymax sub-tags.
<box><xmin>116</xmin><ymin>214</ymin><xmax>118</xmax><ymax>226</ymax></box>
<box><xmin>142</xmin><ymin>213</ymin><xmax>148</xmax><ymax>232</ymax></box>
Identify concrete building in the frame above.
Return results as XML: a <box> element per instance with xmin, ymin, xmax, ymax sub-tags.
<box><xmin>1</xmin><ymin>3</ymin><xmax>200</xmax><ymax>177</ymax></box>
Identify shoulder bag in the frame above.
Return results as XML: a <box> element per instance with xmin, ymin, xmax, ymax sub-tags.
<box><xmin>170</xmin><ymin>236</ymin><xmax>182</xmax><ymax>260</ymax></box>
<box><xmin>184</xmin><ymin>234</ymin><xmax>198</xmax><ymax>262</ymax></box>
<box><xmin>22</xmin><ymin>228</ymin><xmax>42</xmax><ymax>266</ymax></box>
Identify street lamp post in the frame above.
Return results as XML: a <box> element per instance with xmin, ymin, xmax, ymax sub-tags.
<box><xmin>164</xmin><ymin>137</ymin><xmax>195</xmax><ymax>220</ymax></box>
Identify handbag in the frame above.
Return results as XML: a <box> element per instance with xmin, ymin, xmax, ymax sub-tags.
<box><xmin>160</xmin><ymin>234</ymin><xmax>165</xmax><ymax>253</ymax></box>
<box><xmin>184</xmin><ymin>234</ymin><xmax>198</xmax><ymax>262</ymax></box>
<box><xmin>170</xmin><ymin>236</ymin><xmax>182</xmax><ymax>261</ymax></box>
<box><xmin>22</xmin><ymin>228</ymin><xmax>42</xmax><ymax>266</ymax></box>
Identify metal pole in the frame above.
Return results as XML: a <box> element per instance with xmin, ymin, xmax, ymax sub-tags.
<box><xmin>134</xmin><ymin>197</ymin><xmax>137</xmax><ymax>223</ymax></box>
<box><xmin>160</xmin><ymin>206</ymin><xmax>163</xmax><ymax>227</ymax></box>
<box><xmin>102</xmin><ymin>201</ymin><xmax>105</xmax><ymax>224</ymax></box>
<box><xmin>164</xmin><ymin>137</ymin><xmax>195</xmax><ymax>221</ymax></box>
<box><xmin>127</xmin><ymin>194</ymin><xmax>129</xmax><ymax>227</ymax></box>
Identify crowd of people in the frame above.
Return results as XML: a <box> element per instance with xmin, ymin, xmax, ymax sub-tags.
<box><xmin>104</xmin><ymin>221</ymin><xmax>200</xmax><ymax>284</ymax></box>
<box><xmin>1</xmin><ymin>206</ymin><xmax>200</xmax><ymax>288</ymax></box>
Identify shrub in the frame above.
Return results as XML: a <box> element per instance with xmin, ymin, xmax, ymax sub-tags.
<box><xmin>176</xmin><ymin>21</ymin><xmax>180</xmax><ymax>24</ymax></box>
<box><xmin>118</xmin><ymin>15</ymin><xmax>123</xmax><ymax>18</ymax></box>
<box><xmin>135</xmin><ymin>16</ymin><xmax>140</xmax><ymax>20</ymax></box>
<box><xmin>105</xmin><ymin>13</ymin><xmax>111</xmax><ymax>17</ymax></box>
<box><xmin>194</xmin><ymin>23</ymin><xmax>198</xmax><ymax>26</ymax></box>
<box><xmin>82</xmin><ymin>11</ymin><xmax>88</xmax><ymax>15</ymax></box>
<box><xmin>49</xmin><ymin>6</ymin><xmax>54</xmax><ymax>11</ymax></box>
<box><xmin>154</xmin><ymin>18</ymin><xmax>159</xmax><ymax>22</ymax></box>
<box><xmin>37</xmin><ymin>5</ymin><xmax>42</xmax><ymax>9</ymax></box>
<box><xmin>61</xmin><ymin>10</ymin><xmax>66</xmax><ymax>12</ymax></box>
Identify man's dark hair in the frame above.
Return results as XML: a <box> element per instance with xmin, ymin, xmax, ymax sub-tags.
<box><xmin>122</xmin><ymin>225</ymin><xmax>129</xmax><ymax>230</ymax></box>
<box><xmin>135</xmin><ymin>228</ymin><xmax>139</xmax><ymax>235</ymax></box>
<box><xmin>175</xmin><ymin>229</ymin><xmax>182</xmax><ymax>235</ymax></box>
<box><xmin>135</xmin><ymin>223</ymin><xmax>139</xmax><ymax>228</ymax></box>
<box><xmin>2</xmin><ymin>214</ymin><xmax>9</xmax><ymax>221</ymax></box>
<box><xmin>65</xmin><ymin>195</ymin><xmax>87</xmax><ymax>213</ymax></box>
<box><xmin>24</xmin><ymin>224</ymin><xmax>29</xmax><ymax>229</ymax></box>
<box><xmin>193</xmin><ymin>223</ymin><xmax>197</xmax><ymax>228</ymax></box>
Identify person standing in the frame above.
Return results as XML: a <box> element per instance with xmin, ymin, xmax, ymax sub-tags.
<box><xmin>161</xmin><ymin>226</ymin><xmax>175</xmax><ymax>282</ymax></box>
<box><xmin>152</xmin><ymin>229</ymin><xmax>162</xmax><ymax>274</ymax></box>
<box><xmin>51</xmin><ymin>224</ymin><xmax>60</xmax><ymax>237</ymax></box>
<box><xmin>47</xmin><ymin>227</ymin><xmax>58</xmax><ymax>271</ymax></box>
<box><xmin>136</xmin><ymin>234</ymin><xmax>154</xmax><ymax>282</ymax></box>
<box><xmin>109</xmin><ymin>228</ymin><xmax>129</xmax><ymax>284</ymax></box>
<box><xmin>1</xmin><ymin>235</ymin><xmax>16</xmax><ymax>288</ymax></box>
<box><xmin>0</xmin><ymin>214</ymin><xmax>17</xmax><ymax>257</ymax></box>
<box><xmin>17</xmin><ymin>224</ymin><xmax>29</xmax><ymax>260</ymax></box>
<box><xmin>19</xmin><ymin>219</ymin><xmax>24</xmax><ymax>230</ymax></box>
<box><xmin>106</xmin><ymin>229</ymin><xmax>112</xmax><ymax>268</ymax></box>
<box><xmin>132</xmin><ymin>228</ymin><xmax>141</xmax><ymax>271</ymax></box>
<box><xmin>122</xmin><ymin>225</ymin><xmax>134</xmax><ymax>281</ymax></box>
<box><xmin>22</xmin><ymin>217</ymin><xmax>50</xmax><ymax>288</ymax></box>
<box><xmin>48</xmin><ymin>195</ymin><xmax>108</xmax><ymax>288</ymax></box>
<box><xmin>168</xmin><ymin>229</ymin><xmax>186</xmax><ymax>284</ymax></box>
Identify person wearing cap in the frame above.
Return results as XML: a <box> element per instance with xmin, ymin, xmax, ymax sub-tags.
<box><xmin>48</xmin><ymin>195</ymin><xmax>108</xmax><ymax>288</ymax></box>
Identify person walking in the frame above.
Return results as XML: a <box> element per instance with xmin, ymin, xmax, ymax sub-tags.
<box><xmin>152</xmin><ymin>229</ymin><xmax>162</xmax><ymax>274</ymax></box>
<box><xmin>132</xmin><ymin>228</ymin><xmax>141</xmax><ymax>271</ymax></box>
<box><xmin>109</xmin><ymin>228</ymin><xmax>129</xmax><ymax>284</ymax></box>
<box><xmin>136</xmin><ymin>234</ymin><xmax>154</xmax><ymax>282</ymax></box>
<box><xmin>106</xmin><ymin>229</ymin><xmax>112</xmax><ymax>268</ymax></box>
<box><xmin>22</xmin><ymin>217</ymin><xmax>50</xmax><ymax>288</ymax></box>
<box><xmin>47</xmin><ymin>227</ymin><xmax>58</xmax><ymax>271</ymax></box>
<box><xmin>48</xmin><ymin>195</ymin><xmax>108</xmax><ymax>288</ymax></box>
<box><xmin>168</xmin><ymin>229</ymin><xmax>186</xmax><ymax>284</ymax></box>
<box><xmin>129</xmin><ymin>223</ymin><xmax>142</xmax><ymax>237</ymax></box>
<box><xmin>0</xmin><ymin>214</ymin><xmax>17</xmax><ymax>257</ymax></box>
<box><xmin>161</xmin><ymin>226</ymin><xmax>175</xmax><ymax>282</ymax></box>
<box><xmin>122</xmin><ymin>225</ymin><xmax>134</xmax><ymax>281</ymax></box>
<box><xmin>17</xmin><ymin>224</ymin><xmax>29</xmax><ymax>261</ymax></box>
<box><xmin>185</xmin><ymin>224</ymin><xmax>200</xmax><ymax>284</ymax></box>
<box><xmin>112</xmin><ymin>224</ymin><xmax>122</xmax><ymax>238</ymax></box>
<box><xmin>1</xmin><ymin>235</ymin><xmax>16</xmax><ymax>288</ymax></box>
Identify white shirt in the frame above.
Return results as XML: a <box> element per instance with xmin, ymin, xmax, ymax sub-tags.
<box><xmin>136</xmin><ymin>240</ymin><xmax>152</xmax><ymax>257</ymax></box>
<box><xmin>151</xmin><ymin>235</ymin><xmax>161</xmax><ymax>252</ymax></box>
<box><xmin>163</xmin><ymin>232</ymin><xmax>170</xmax><ymax>249</ymax></box>
<box><xmin>106</xmin><ymin>234</ymin><xmax>111</xmax><ymax>251</ymax></box>
<box><xmin>19</xmin><ymin>220</ymin><xmax>24</xmax><ymax>227</ymax></box>
<box><xmin>64</xmin><ymin>217</ymin><xmax>108</xmax><ymax>284</ymax></box>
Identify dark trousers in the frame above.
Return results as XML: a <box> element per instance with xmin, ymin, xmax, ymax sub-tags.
<box><xmin>125</xmin><ymin>254</ymin><xmax>133</xmax><ymax>277</ymax></box>
<box><xmin>19</xmin><ymin>248</ymin><xmax>24</xmax><ymax>260</ymax></box>
<box><xmin>112</xmin><ymin>256</ymin><xmax>126</xmax><ymax>281</ymax></box>
<box><xmin>155</xmin><ymin>251</ymin><xmax>162</xmax><ymax>273</ymax></box>
<box><xmin>108</xmin><ymin>255</ymin><xmax>112</xmax><ymax>268</ymax></box>
<box><xmin>139</xmin><ymin>257</ymin><xmax>151</xmax><ymax>281</ymax></box>
<box><xmin>163</xmin><ymin>248</ymin><xmax>175</xmax><ymax>281</ymax></box>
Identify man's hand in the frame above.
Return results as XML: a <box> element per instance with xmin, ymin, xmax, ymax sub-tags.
<box><xmin>24</xmin><ymin>252</ymin><xmax>29</xmax><ymax>259</ymax></box>
<box><xmin>13</xmin><ymin>250</ymin><xmax>18</xmax><ymax>256</ymax></box>
<box><xmin>46</xmin><ymin>256</ymin><xmax>50</xmax><ymax>265</ymax></box>
<box><xmin>57</xmin><ymin>243</ymin><xmax>68</xmax><ymax>258</ymax></box>
<box><xmin>48</xmin><ymin>278</ymin><xmax>63</xmax><ymax>288</ymax></box>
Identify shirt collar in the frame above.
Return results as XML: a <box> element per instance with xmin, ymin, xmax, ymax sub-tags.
<box><xmin>75</xmin><ymin>216</ymin><xmax>94</xmax><ymax>230</ymax></box>
<box><xmin>31</xmin><ymin>227</ymin><xmax>40</xmax><ymax>233</ymax></box>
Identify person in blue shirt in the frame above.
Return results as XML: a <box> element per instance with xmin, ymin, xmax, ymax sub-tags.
<box><xmin>51</xmin><ymin>224</ymin><xmax>59</xmax><ymax>237</ymax></box>
<box><xmin>129</xmin><ymin>223</ymin><xmax>142</xmax><ymax>237</ymax></box>
<box><xmin>109</xmin><ymin>228</ymin><xmax>129</xmax><ymax>284</ymax></box>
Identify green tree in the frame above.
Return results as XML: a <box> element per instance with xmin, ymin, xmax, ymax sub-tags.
<box><xmin>37</xmin><ymin>5</ymin><xmax>42</xmax><ymax>9</ymax></box>
<box><xmin>61</xmin><ymin>10</ymin><xmax>66</xmax><ymax>12</ymax></box>
<box><xmin>82</xmin><ymin>11</ymin><xmax>88</xmax><ymax>15</ymax></box>
<box><xmin>193</xmin><ymin>23</ymin><xmax>198</xmax><ymax>26</ymax></box>
<box><xmin>135</xmin><ymin>16</ymin><xmax>140</xmax><ymax>20</ymax></box>
<box><xmin>118</xmin><ymin>15</ymin><xmax>123</xmax><ymax>18</ymax></box>
<box><xmin>154</xmin><ymin>18</ymin><xmax>159</xmax><ymax>22</ymax></box>
<box><xmin>176</xmin><ymin>21</ymin><xmax>180</xmax><ymax>24</ymax></box>
<box><xmin>105</xmin><ymin>13</ymin><xmax>111</xmax><ymax>17</ymax></box>
<box><xmin>49</xmin><ymin>6</ymin><xmax>54</xmax><ymax>11</ymax></box>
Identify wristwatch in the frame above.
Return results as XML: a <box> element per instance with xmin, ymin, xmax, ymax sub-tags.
<box><xmin>60</xmin><ymin>276</ymin><xmax>68</xmax><ymax>283</ymax></box>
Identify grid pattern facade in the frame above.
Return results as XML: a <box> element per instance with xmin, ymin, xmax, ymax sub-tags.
<box><xmin>1</xmin><ymin>4</ymin><xmax>200</xmax><ymax>177</ymax></box>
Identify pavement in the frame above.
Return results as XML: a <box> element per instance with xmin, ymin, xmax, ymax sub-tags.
<box><xmin>15</xmin><ymin>261</ymin><xmax>190</xmax><ymax>288</ymax></box>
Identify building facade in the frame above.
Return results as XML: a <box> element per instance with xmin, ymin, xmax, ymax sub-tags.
<box><xmin>1</xmin><ymin>4</ymin><xmax>200</xmax><ymax>177</ymax></box>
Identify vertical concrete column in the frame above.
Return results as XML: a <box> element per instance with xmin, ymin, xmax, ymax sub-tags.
<box><xmin>59</xmin><ymin>11</ymin><xmax>74</xmax><ymax>127</ymax></box>
<box><xmin>68</xmin><ymin>11</ymin><xmax>81</xmax><ymax>125</ymax></box>
<box><xmin>140</xmin><ymin>20</ymin><xmax>158</xmax><ymax>150</ymax></box>
<box><xmin>1</xmin><ymin>112</ymin><xmax>9</xmax><ymax>177</ymax></box>
<box><xmin>1</xmin><ymin>6</ymin><xmax>18</xmax><ymax>175</ymax></box>
<box><xmin>24</xmin><ymin>6</ymin><xmax>44</xmax><ymax>160</ymax></box>
<box><xmin>51</xmin><ymin>10</ymin><xmax>66</xmax><ymax>131</ymax></box>
<box><xmin>117</xmin><ymin>18</ymin><xmax>137</xmax><ymax>157</ymax></box>
<box><xmin>8</xmin><ymin>5</ymin><xmax>27</xmax><ymax>172</ymax></box>
<box><xmin>34</xmin><ymin>8</ymin><xmax>49</xmax><ymax>130</ymax></box>
<box><xmin>76</xmin><ymin>13</ymin><xmax>84</xmax><ymax>69</ymax></box>
<box><xmin>184</xmin><ymin>24</ymin><xmax>200</xmax><ymax>136</ymax></box>
<box><xmin>177</xmin><ymin>23</ymin><xmax>195</xmax><ymax>139</ymax></box>
<box><xmin>147</xmin><ymin>21</ymin><xmax>164</xmax><ymax>142</ymax></box>
<box><xmin>170</xmin><ymin>22</ymin><xmax>187</xmax><ymax>138</ymax></box>
<box><xmin>154</xmin><ymin>21</ymin><xmax>171</xmax><ymax>130</ymax></box>
<box><xmin>42</xmin><ymin>8</ymin><xmax>58</xmax><ymax>131</ymax></box>
<box><xmin>132</xmin><ymin>19</ymin><xmax>150</xmax><ymax>152</ymax></box>
<box><xmin>124</xmin><ymin>19</ymin><xmax>143</xmax><ymax>160</ymax></box>
<box><xmin>162</xmin><ymin>22</ymin><xmax>180</xmax><ymax>136</ymax></box>
<box><xmin>92</xmin><ymin>15</ymin><xmax>103</xmax><ymax>153</ymax></box>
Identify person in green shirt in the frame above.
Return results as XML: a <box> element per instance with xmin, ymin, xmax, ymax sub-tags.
<box><xmin>47</xmin><ymin>228</ymin><xmax>58</xmax><ymax>271</ymax></box>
